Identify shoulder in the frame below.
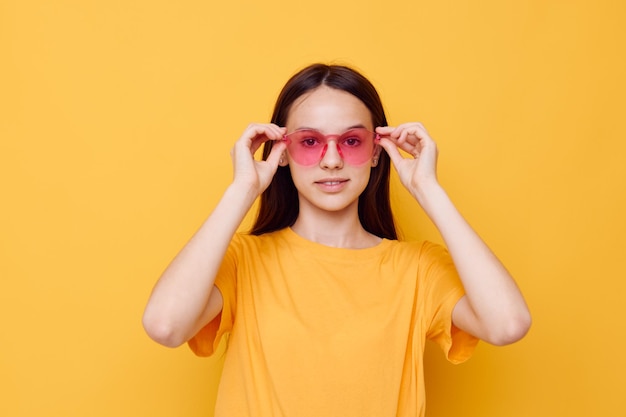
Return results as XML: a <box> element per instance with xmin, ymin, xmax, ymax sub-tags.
<box><xmin>386</xmin><ymin>239</ymin><xmax>447</xmax><ymax>260</ymax></box>
<box><xmin>233</xmin><ymin>229</ymin><xmax>286</xmax><ymax>245</ymax></box>
<box><xmin>385</xmin><ymin>240</ymin><xmax>456</xmax><ymax>281</ymax></box>
<box><xmin>230</xmin><ymin>229</ymin><xmax>290</xmax><ymax>255</ymax></box>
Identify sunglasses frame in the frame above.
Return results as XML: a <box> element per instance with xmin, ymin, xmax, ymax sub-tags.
<box><xmin>282</xmin><ymin>128</ymin><xmax>380</xmax><ymax>166</ymax></box>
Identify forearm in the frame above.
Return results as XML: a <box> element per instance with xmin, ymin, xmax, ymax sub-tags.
<box><xmin>142</xmin><ymin>182</ymin><xmax>257</xmax><ymax>346</ymax></box>
<box><xmin>417</xmin><ymin>182</ymin><xmax>531</xmax><ymax>345</ymax></box>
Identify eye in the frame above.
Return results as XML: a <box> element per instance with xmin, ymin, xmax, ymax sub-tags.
<box><xmin>301</xmin><ymin>137</ymin><xmax>321</xmax><ymax>147</ymax></box>
<box><xmin>292</xmin><ymin>130</ymin><xmax>324</xmax><ymax>148</ymax></box>
<box><xmin>341</xmin><ymin>136</ymin><xmax>362</xmax><ymax>147</ymax></box>
<box><xmin>301</xmin><ymin>137</ymin><xmax>318</xmax><ymax>147</ymax></box>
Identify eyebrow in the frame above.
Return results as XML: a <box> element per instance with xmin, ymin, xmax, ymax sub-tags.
<box><xmin>294</xmin><ymin>124</ymin><xmax>368</xmax><ymax>132</ymax></box>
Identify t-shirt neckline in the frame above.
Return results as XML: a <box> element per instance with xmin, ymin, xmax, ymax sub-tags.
<box><xmin>276</xmin><ymin>227</ymin><xmax>393</xmax><ymax>260</ymax></box>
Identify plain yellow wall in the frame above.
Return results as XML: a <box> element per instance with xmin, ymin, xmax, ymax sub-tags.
<box><xmin>2</xmin><ymin>0</ymin><xmax>625</xmax><ymax>416</ymax></box>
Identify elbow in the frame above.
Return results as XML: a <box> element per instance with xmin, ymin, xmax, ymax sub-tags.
<box><xmin>488</xmin><ymin>311</ymin><xmax>532</xmax><ymax>346</ymax></box>
<box><xmin>142</xmin><ymin>310</ymin><xmax>188</xmax><ymax>348</ymax></box>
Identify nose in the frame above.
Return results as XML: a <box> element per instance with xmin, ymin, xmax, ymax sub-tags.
<box><xmin>319</xmin><ymin>140</ymin><xmax>343</xmax><ymax>169</ymax></box>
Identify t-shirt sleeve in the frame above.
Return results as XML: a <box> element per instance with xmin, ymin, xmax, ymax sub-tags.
<box><xmin>187</xmin><ymin>237</ymin><xmax>239</xmax><ymax>357</ymax></box>
<box><xmin>420</xmin><ymin>241</ymin><xmax>479</xmax><ymax>364</ymax></box>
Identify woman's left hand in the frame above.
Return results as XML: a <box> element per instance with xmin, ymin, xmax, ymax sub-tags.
<box><xmin>377</xmin><ymin>123</ymin><xmax>532</xmax><ymax>345</ymax></box>
<box><xmin>375</xmin><ymin>122</ymin><xmax>440</xmax><ymax>202</ymax></box>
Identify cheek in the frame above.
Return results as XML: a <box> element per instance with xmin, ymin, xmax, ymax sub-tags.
<box><xmin>286</xmin><ymin>165</ymin><xmax>309</xmax><ymax>187</ymax></box>
<box><xmin>356</xmin><ymin>168</ymin><xmax>373</xmax><ymax>188</ymax></box>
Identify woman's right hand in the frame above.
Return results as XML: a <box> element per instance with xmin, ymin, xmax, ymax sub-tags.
<box><xmin>143</xmin><ymin>123</ymin><xmax>287</xmax><ymax>348</ymax></box>
<box><xmin>230</xmin><ymin>123</ymin><xmax>287</xmax><ymax>195</ymax></box>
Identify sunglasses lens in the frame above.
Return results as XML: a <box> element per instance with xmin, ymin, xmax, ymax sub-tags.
<box><xmin>285</xmin><ymin>130</ymin><xmax>327</xmax><ymax>166</ymax></box>
<box><xmin>285</xmin><ymin>129</ymin><xmax>375</xmax><ymax>166</ymax></box>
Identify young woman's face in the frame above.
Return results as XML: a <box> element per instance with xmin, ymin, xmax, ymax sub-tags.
<box><xmin>284</xmin><ymin>86</ymin><xmax>380</xmax><ymax>214</ymax></box>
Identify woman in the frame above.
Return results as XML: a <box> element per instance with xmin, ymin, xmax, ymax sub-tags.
<box><xmin>142</xmin><ymin>63</ymin><xmax>531</xmax><ymax>416</ymax></box>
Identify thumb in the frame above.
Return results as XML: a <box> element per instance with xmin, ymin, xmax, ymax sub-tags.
<box><xmin>266</xmin><ymin>140</ymin><xmax>287</xmax><ymax>166</ymax></box>
<box><xmin>377</xmin><ymin>137</ymin><xmax>404</xmax><ymax>167</ymax></box>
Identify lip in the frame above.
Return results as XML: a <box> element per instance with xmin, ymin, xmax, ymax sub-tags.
<box><xmin>314</xmin><ymin>178</ymin><xmax>349</xmax><ymax>192</ymax></box>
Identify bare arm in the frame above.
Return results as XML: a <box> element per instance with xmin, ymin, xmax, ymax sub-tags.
<box><xmin>417</xmin><ymin>182</ymin><xmax>531</xmax><ymax>345</ymax></box>
<box><xmin>142</xmin><ymin>124</ymin><xmax>286</xmax><ymax>347</ymax></box>
<box><xmin>377</xmin><ymin>123</ymin><xmax>531</xmax><ymax>346</ymax></box>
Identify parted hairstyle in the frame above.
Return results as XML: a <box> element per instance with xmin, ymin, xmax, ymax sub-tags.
<box><xmin>250</xmin><ymin>63</ymin><xmax>398</xmax><ymax>240</ymax></box>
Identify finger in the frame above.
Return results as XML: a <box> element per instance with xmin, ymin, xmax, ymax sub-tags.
<box><xmin>396</xmin><ymin>139</ymin><xmax>420</xmax><ymax>157</ymax></box>
<box><xmin>375</xmin><ymin>126</ymin><xmax>404</xmax><ymax>147</ymax></box>
<box><xmin>409</xmin><ymin>123</ymin><xmax>432</xmax><ymax>144</ymax></box>
<box><xmin>401</xmin><ymin>124</ymin><xmax>436</xmax><ymax>153</ymax></box>
<box><xmin>376</xmin><ymin>132</ymin><xmax>413</xmax><ymax>156</ymax></box>
<box><xmin>246</xmin><ymin>123</ymin><xmax>284</xmax><ymax>142</ymax></box>
<box><xmin>414</xmin><ymin>122</ymin><xmax>429</xmax><ymax>135</ymax></box>
<box><xmin>390</xmin><ymin>122</ymin><xmax>418</xmax><ymax>139</ymax></box>
<box><xmin>263</xmin><ymin>124</ymin><xmax>286</xmax><ymax>141</ymax></box>
<box><xmin>247</xmin><ymin>124</ymin><xmax>285</xmax><ymax>154</ymax></box>
<box><xmin>265</xmin><ymin>140</ymin><xmax>287</xmax><ymax>166</ymax></box>
<box><xmin>375</xmin><ymin>126</ymin><xmax>397</xmax><ymax>136</ymax></box>
<box><xmin>376</xmin><ymin>137</ymin><xmax>408</xmax><ymax>167</ymax></box>
<box><xmin>397</xmin><ymin>128</ymin><xmax>409</xmax><ymax>145</ymax></box>
<box><xmin>256</xmin><ymin>129</ymin><xmax>288</xmax><ymax>157</ymax></box>
<box><xmin>377</xmin><ymin>123</ymin><xmax>432</xmax><ymax>151</ymax></box>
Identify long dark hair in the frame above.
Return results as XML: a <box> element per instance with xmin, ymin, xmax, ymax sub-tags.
<box><xmin>250</xmin><ymin>63</ymin><xmax>397</xmax><ymax>240</ymax></box>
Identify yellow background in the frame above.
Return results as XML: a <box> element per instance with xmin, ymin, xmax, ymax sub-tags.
<box><xmin>1</xmin><ymin>0</ymin><xmax>625</xmax><ymax>416</ymax></box>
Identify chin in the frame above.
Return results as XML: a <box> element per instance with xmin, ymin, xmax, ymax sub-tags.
<box><xmin>298</xmin><ymin>193</ymin><xmax>361</xmax><ymax>215</ymax></box>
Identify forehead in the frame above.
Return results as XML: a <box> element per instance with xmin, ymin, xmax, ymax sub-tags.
<box><xmin>286</xmin><ymin>86</ymin><xmax>373</xmax><ymax>132</ymax></box>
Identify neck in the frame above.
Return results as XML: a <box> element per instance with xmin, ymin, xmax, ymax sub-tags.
<box><xmin>291</xmin><ymin>203</ymin><xmax>381</xmax><ymax>249</ymax></box>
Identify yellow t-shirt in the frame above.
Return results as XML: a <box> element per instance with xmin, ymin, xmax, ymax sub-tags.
<box><xmin>189</xmin><ymin>228</ymin><xmax>478</xmax><ymax>417</ymax></box>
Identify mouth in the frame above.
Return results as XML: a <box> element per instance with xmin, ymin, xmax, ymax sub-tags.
<box><xmin>314</xmin><ymin>178</ymin><xmax>349</xmax><ymax>192</ymax></box>
<box><xmin>315</xmin><ymin>179</ymin><xmax>348</xmax><ymax>186</ymax></box>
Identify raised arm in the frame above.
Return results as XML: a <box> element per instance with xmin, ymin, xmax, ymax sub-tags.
<box><xmin>376</xmin><ymin>123</ymin><xmax>531</xmax><ymax>346</ymax></box>
<box><xmin>142</xmin><ymin>124</ymin><xmax>286</xmax><ymax>347</ymax></box>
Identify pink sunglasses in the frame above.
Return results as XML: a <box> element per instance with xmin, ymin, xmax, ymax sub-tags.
<box><xmin>282</xmin><ymin>128</ymin><xmax>379</xmax><ymax>166</ymax></box>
